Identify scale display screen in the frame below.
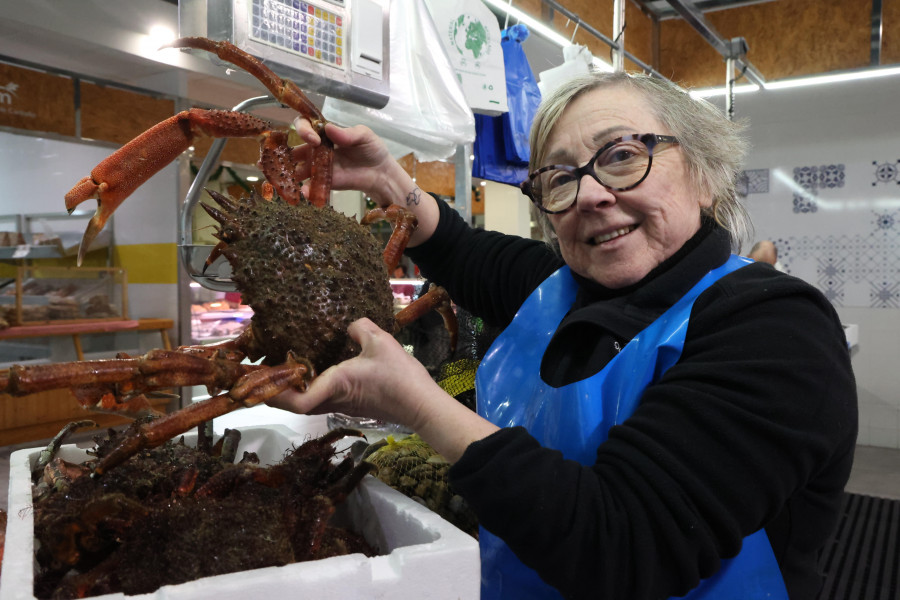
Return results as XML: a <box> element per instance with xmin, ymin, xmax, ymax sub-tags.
<box><xmin>180</xmin><ymin>0</ymin><xmax>389</xmax><ymax>108</ymax></box>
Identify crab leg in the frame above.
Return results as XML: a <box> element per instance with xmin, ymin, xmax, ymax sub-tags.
<box><xmin>93</xmin><ymin>354</ymin><xmax>315</xmax><ymax>475</ymax></box>
<box><xmin>64</xmin><ymin>109</ymin><xmax>271</xmax><ymax>265</ymax></box>
<box><xmin>166</xmin><ymin>37</ymin><xmax>335</xmax><ymax>207</ymax></box>
<box><xmin>360</xmin><ymin>205</ymin><xmax>419</xmax><ymax>272</ymax></box>
<box><xmin>395</xmin><ymin>284</ymin><xmax>459</xmax><ymax>353</ymax></box>
<box><xmin>2</xmin><ymin>348</ymin><xmax>264</xmax><ymax>419</ymax></box>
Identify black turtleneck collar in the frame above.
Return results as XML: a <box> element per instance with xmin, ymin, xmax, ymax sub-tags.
<box><xmin>571</xmin><ymin>217</ymin><xmax>722</xmax><ymax>304</ymax></box>
<box><xmin>540</xmin><ymin>218</ymin><xmax>733</xmax><ymax>387</ymax></box>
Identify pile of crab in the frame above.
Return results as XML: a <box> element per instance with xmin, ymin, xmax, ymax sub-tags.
<box><xmin>31</xmin><ymin>421</ymin><xmax>374</xmax><ymax>599</ymax></box>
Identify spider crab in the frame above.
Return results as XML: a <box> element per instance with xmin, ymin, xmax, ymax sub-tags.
<box><xmin>0</xmin><ymin>37</ymin><xmax>458</xmax><ymax>476</ymax></box>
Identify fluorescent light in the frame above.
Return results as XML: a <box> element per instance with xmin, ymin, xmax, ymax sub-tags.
<box><xmin>481</xmin><ymin>0</ymin><xmax>613</xmax><ymax>71</ymax></box>
<box><xmin>689</xmin><ymin>83</ymin><xmax>760</xmax><ymax>98</ymax></box>
<box><xmin>764</xmin><ymin>65</ymin><xmax>900</xmax><ymax>90</ymax></box>
<box><xmin>246</xmin><ymin>175</ymin><xmax>259</xmax><ymax>182</ymax></box>
<box><xmin>148</xmin><ymin>24</ymin><xmax>176</xmax><ymax>47</ymax></box>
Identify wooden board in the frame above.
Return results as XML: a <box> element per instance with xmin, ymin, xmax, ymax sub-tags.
<box><xmin>398</xmin><ymin>154</ymin><xmax>456</xmax><ymax>197</ymax></box>
<box><xmin>660</xmin><ymin>0</ymin><xmax>873</xmax><ymax>88</ymax></box>
<box><xmin>80</xmin><ymin>82</ymin><xmax>175</xmax><ymax>145</ymax></box>
<box><xmin>0</xmin><ymin>62</ymin><xmax>75</xmax><ymax>136</ymax></box>
<box><xmin>0</xmin><ymin>388</ymin><xmax>172</xmax><ymax>446</ymax></box>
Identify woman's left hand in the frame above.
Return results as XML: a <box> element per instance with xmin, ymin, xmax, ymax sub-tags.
<box><xmin>268</xmin><ymin>318</ymin><xmax>500</xmax><ymax>463</ymax></box>
<box><xmin>269</xmin><ymin>318</ymin><xmax>435</xmax><ymax>427</ymax></box>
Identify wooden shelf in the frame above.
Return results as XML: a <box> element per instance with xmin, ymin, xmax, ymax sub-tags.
<box><xmin>0</xmin><ymin>318</ymin><xmax>173</xmax><ymax>360</ymax></box>
<box><xmin>0</xmin><ymin>318</ymin><xmax>176</xmax><ymax>446</ymax></box>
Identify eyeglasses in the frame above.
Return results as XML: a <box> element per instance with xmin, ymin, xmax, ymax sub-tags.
<box><xmin>520</xmin><ymin>133</ymin><xmax>679</xmax><ymax>214</ymax></box>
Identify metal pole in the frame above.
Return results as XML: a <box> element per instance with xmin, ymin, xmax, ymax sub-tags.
<box><xmin>725</xmin><ymin>56</ymin><xmax>735</xmax><ymax>121</ymax></box>
<box><xmin>454</xmin><ymin>143</ymin><xmax>473</xmax><ymax>225</ymax></box>
<box><xmin>612</xmin><ymin>0</ymin><xmax>626</xmax><ymax>72</ymax></box>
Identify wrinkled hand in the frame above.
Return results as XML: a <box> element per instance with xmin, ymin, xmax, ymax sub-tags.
<box><xmin>268</xmin><ymin>318</ymin><xmax>440</xmax><ymax>430</ymax></box>
<box><xmin>292</xmin><ymin>119</ymin><xmax>403</xmax><ymax>206</ymax></box>
<box><xmin>270</xmin><ymin>318</ymin><xmax>502</xmax><ymax>462</ymax></box>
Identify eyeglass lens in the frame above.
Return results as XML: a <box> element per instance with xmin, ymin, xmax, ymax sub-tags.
<box><xmin>535</xmin><ymin>137</ymin><xmax>654</xmax><ymax>213</ymax></box>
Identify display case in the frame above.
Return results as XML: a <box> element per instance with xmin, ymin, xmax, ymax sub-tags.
<box><xmin>0</xmin><ymin>210</ymin><xmax>113</xmax><ymax>263</ymax></box>
<box><xmin>190</xmin><ymin>279</ymin><xmax>427</xmax><ymax>344</ymax></box>
<box><xmin>0</xmin><ymin>265</ymin><xmax>127</xmax><ymax>327</ymax></box>
<box><xmin>191</xmin><ymin>295</ymin><xmax>252</xmax><ymax>342</ymax></box>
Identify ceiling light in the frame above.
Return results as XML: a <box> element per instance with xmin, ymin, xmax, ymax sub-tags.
<box><xmin>763</xmin><ymin>65</ymin><xmax>900</xmax><ymax>90</ymax></box>
<box><xmin>148</xmin><ymin>25</ymin><xmax>176</xmax><ymax>47</ymax></box>
<box><xmin>689</xmin><ymin>83</ymin><xmax>760</xmax><ymax>98</ymax></box>
<box><xmin>246</xmin><ymin>175</ymin><xmax>259</xmax><ymax>182</ymax></box>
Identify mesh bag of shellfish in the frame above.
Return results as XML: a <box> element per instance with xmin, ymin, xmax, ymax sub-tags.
<box><xmin>363</xmin><ymin>434</ymin><xmax>479</xmax><ymax>538</ymax></box>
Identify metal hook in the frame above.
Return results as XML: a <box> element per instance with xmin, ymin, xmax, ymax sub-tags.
<box><xmin>570</xmin><ymin>19</ymin><xmax>581</xmax><ymax>42</ymax></box>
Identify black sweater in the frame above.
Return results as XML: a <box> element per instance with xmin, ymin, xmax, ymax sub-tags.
<box><xmin>407</xmin><ymin>201</ymin><xmax>857</xmax><ymax>600</ymax></box>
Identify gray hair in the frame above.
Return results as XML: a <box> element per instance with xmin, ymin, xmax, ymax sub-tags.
<box><xmin>528</xmin><ymin>71</ymin><xmax>752</xmax><ymax>252</ymax></box>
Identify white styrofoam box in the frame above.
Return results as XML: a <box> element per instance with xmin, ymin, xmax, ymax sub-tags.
<box><xmin>1</xmin><ymin>425</ymin><xmax>479</xmax><ymax>600</ymax></box>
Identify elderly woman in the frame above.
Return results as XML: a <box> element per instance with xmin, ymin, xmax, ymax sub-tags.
<box><xmin>275</xmin><ymin>72</ymin><xmax>857</xmax><ymax>599</ymax></box>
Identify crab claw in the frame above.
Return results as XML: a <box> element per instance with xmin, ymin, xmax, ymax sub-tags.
<box><xmin>65</xmin><ymin>177</ymin><xmax>120</xmax><ymax>266</ymax></box>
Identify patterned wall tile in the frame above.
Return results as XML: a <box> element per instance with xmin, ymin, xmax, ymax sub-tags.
<box><xmin>872</xmin><ymin>159</ymin><xmax>900</xmax><ymax>186</ymax></box>
<box><xmin>739</xmin><ymin>168</ymin><xmax>769</xmax><ymax>195</ymax></box>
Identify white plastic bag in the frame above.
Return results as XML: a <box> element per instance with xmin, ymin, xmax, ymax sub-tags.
<box><xmin>537</xmin><ymin>44</ymin><xmax>594</xmax><ymax>98</ymax></box>
<box><xmin>323</xmin><ymin>0</ymin><xmax>475</xmax><ymax>162</ymax></box>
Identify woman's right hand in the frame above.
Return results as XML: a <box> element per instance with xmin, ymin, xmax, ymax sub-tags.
<box><xmin>292</xmin><ymin>120</ymin><xmax>398</xmax><ymax>205</ymax></box>
<box><xmin>293</xmin><ymin>118</ymin><xmax>441</xmax><ymax>244</ymax></box>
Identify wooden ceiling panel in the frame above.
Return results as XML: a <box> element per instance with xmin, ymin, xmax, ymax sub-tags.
<box><xmin>883</xmin><ymin>0</ymin><xmax>900</xmax><ymax>65</ymax></box>
<box><xmin>707</xmin><ymin>0</ymin><xmax>872</xmax><ymax>80</ymax></box>
<box><xmin>513</xmin><ymin>1</ymin><xmax>892</xmax><ymax>89</ymax></box>
<box><xmin>659</xmin><ymin>20</ymin><xmax>725</xmax><ymax>87</ymax></box>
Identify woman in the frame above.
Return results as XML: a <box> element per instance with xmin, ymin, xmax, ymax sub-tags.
<box><xmin>273</xmin><ymin>72</ymin><xmax>857</xmax><ymax>599</ymax></box>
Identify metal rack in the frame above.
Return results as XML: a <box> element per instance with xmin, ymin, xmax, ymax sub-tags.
<box><xmin>0</xmin><ymin>210</ymin><xmax>113</xmax><ymax>264</ymax></box>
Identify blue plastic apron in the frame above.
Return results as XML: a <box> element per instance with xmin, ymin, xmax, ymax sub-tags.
<box><xmin>474</xmin><ymin>255</ymin><xmax>788</xmax><ymax>599</ymax></box>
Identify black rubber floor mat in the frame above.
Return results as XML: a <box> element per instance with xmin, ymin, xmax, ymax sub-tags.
<box><xmin>817</xmin><ymin>493</ymin><xmax>900</xmax><ymax>600</ymax></box>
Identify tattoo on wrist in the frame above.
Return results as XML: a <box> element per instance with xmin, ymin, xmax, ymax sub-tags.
<box><xmin>406</xmin><ymin>187</ymin><xmax>421</xmax><ymax>207</ymax></box>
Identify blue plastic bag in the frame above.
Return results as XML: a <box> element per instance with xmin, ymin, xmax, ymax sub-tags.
<box><xmin>472</xmin><ymin>114</ymin><xmax>528</xmax><ymax>185</ymax></box>
<box><xmin>472</xmin><ymin>24</ymin><xmax>541</xmax><ymax>185</ymax></box>
<box><xmin>501</xmin><ymin>24</ymin><xmax>541</xmax><ymax>165</ymax></box>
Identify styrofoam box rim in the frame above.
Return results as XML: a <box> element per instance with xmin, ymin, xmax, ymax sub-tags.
<box><xmin>1</xmin><ymin>425</ymin><xmax>479</xmax><ymax>600</ymax></box>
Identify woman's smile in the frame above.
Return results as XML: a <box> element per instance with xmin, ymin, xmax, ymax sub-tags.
<box><xmin>590</xmin><ymin>224</ymin><xmax>638</xmax><ymax>245</ymax></box>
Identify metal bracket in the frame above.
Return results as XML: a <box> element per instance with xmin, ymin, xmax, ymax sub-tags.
<box><xmin>178</xmin><ymin>95</ymin><xmax>280</xmax><ymax>292</ymax></box>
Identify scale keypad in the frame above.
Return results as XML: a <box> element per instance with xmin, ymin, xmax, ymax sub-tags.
<box><xmin>249</xmin><ymin>0</ymin><xmax>344</xmax><ymax>68</ymax></box>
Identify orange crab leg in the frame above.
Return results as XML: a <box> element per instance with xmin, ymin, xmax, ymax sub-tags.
<box><xmin>360</xmin><ymin>205</ymin><xmax>419</xmax><ymax>273</ymax></box>
<box><xmin>93</xmin><ymin>354</ymin><xmax>315</xmax><ymax>475</ymax></box>
<box><xmin>166</xmin><ymin>37</ymin><xmax>327</xmax><ymax>131</ymax></box>
<box><xmin>168</xmin><ymin>37</ymin><xmax>335</xmax><ymax>207</ymax></box>
<box><xmin>64</xmin><ymin>109</ymin><xmax>271</xmax><ymax>265</ymax></box>
<box><xmin>395</xmin><ymin>284</ymin><xmax>459</xmax><ymax>353</ymax></box>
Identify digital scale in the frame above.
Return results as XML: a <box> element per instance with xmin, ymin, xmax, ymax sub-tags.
<box><xmin>179</xmin><ymin>0</ymin><xmax>390</xmax><ymax>108</ymax></box>
<box><xmin>176</xmin><ymin>0</ymin><xmax>391</xmax><ymax>291</ymax></box>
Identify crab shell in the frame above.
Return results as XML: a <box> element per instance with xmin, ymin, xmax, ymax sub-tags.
<box><xmin>204</xmin><ymin>190</ymin><xmax>395</xmax><ymax>373</ymax></box>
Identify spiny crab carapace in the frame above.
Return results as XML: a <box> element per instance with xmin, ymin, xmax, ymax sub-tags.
<box><xmin>0</xmin><ymin>37</ymin><xmax>458</xmax><ymax>475</ymax></box>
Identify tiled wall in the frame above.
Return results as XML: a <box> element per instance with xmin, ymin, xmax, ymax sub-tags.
<box><xmin>722</xmin><ymin>74</ymin><xmax>900</xmax><ymax>447</ymax></box>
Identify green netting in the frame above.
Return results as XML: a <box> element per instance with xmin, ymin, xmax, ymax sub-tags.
<box><xmin>364</xmin><ymin>434</ymin><xmax>479</xmax><ymax>537</ymax></box>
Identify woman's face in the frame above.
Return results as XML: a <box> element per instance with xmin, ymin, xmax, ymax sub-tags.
<box><xmin>545</xmin><ymin>86</ymin><xmax>710</xmax><ymax>288</ymax></box>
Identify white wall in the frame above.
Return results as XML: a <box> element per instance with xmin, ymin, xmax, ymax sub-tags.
<box><xmin>484</xmin><ymin>180</ymin><xmax>531</xmax><ymax>236</ymax></box>
<box><xmin>721</xmin><ymin>75</ymin><xmax>900</xmax><ymax>448</ymax></box>
<box><xmin>0</xmin><ymin>131</ymin><xmax>180</xmax><ymax>350</ymax></box>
